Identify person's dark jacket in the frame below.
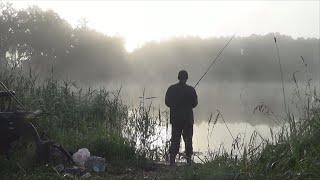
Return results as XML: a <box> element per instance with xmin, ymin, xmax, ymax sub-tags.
<box><xmin>165</xmin><ymin>82</ymin><xmax>198</xmax><ymax>124</ymax></box>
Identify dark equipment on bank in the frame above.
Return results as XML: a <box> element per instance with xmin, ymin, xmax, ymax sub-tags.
<box><xmin>0</xmin><ymin>81</ymin><xmax>73</xmax><ymax>165</ymax></box>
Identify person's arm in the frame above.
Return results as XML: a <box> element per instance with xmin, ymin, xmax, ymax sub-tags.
<box><xmin>191</xmin><ymin>88</ymin><xmax>198</xmax><ymax>108</ymax></box>
<box><xmin>165</xmin><ymin>87</ymin><xmax>172</xmax><ymax>108</ymax></box>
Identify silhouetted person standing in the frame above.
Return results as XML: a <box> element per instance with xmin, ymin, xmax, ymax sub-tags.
<box><xmin>165</xmin><ymin>70</ymin><xmax>198</xmax><ymax>165</ymax></box>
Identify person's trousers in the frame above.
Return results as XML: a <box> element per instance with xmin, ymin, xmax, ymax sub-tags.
<box><xmin>169</xmin><ymin>122</ymin><xmax>193</xmax><ymax>157</ymax></box>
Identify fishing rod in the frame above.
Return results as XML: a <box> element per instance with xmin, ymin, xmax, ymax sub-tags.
<box><xmin>194</xmin><ymin>34</ymin><xmax>235</xmax><ymax>88</ymax></box>
<box><xmin>0</xmin><ymin>81</ymin><xmax>26</xmax><ymax>110</ymax></box>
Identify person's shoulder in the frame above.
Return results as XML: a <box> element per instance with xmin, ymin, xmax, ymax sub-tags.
<box><xmin>186</xmin><ymin>84</ymin><xmax>197</xmax><ymax>94</ymax></box>
<box><xmin>167</xmin><ymin>83</ymin><xmax>177</xmax><ymax>92</ymax></box>
<box><xmin>186</xmin><ymin>84</ymin><xmax>195</xmax><ymax>90</ymax></box>
<box><xmin>169</xmin><ymin>83</ymin><xmax>179</xmax><ymax>89</ymax></box>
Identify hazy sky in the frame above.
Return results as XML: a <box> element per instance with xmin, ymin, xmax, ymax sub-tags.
<box><xmin>11</xmin><ymin>1</ymin><xmax>320</xmax><ymax>52</ymax></box>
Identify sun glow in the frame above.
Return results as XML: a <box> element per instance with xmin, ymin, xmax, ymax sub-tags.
<box><xmin>11</xmin><ymin>1</ymin><xmax>320</xmax><ymax>52</ymax></box>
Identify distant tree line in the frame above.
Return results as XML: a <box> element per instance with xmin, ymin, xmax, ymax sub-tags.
<box><xmin>130</xmin><ymin>35</ymin><xmax>319</xmax><ymax>84</ymax></box>
<box><xmin>0</xmin><ymin>3</ymin><xmax>127</xmax><ymax>83</ymax></box>
<box><xmin>1</xmin><ymin>3</ymin><xmax>319</xmax><ymax>84</ymax></box>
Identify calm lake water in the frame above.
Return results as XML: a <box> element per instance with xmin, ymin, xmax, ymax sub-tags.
<box><xmin>101</xmin><ymin>80</ymin><xmax>314</xmax><ymax>156</ymax></box>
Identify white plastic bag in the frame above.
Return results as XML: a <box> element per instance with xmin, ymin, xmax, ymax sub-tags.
<box><xmin>72</xmin><ymin>148</ymin><xmax>90</xmax><ymax>167</ymax></box>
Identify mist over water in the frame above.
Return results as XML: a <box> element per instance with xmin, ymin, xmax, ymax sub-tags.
<box><xmin>106</xmin><ymin>81</ymin><xmax>304</xmax><ymax>124</ymax></box>
<box><xmin>101</xmin><ymin>80</ymin><xmax>312</xmax><ymax>154</ymax></box>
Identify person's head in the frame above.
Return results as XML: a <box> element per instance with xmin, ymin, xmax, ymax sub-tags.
<box><xmin>178</xmin><ymin>70</ymin><xmax>188</xmax><ymax>84</ymax></box>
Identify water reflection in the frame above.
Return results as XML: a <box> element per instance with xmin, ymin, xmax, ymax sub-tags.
<box><xmin>193</xmin><ymin>122</ymin><xmax>277</xmax><ymax>153</ymax></box>
<box><xmin>152</xmin><ymin>121</ymin><xmax>280</xmax><ymax>161</ymax></box>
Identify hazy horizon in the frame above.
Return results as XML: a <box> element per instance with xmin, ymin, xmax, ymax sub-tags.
<box><xmin>10</xmin><ymin>1</ymin><xmax>320</xmax><ymax>52</ymax></box>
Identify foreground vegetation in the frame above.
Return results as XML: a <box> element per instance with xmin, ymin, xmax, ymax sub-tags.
<box><xmin>1</xmin><ymin>63</ymin><xmax>320</xmax><ymax>179</ymax></box>
<box><xmin>0</xmin><ymin>66</ymin><xmax>165</xmax><ymax>178</ymax></box>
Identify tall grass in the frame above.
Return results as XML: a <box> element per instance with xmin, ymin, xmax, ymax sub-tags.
<box><xmin>0</xmin><ymin>64</ymin><xmax>171</xmax><ymax>169</ymax></box>
<box><xmin>123</xmin><ymin>89</ymin><xmax>170</xmax><ymax>161</ymax></box>
<box><xmin>0</xmin><ymin>65</ymin><xmax>137</xmax><ymax>169</ymax></box>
